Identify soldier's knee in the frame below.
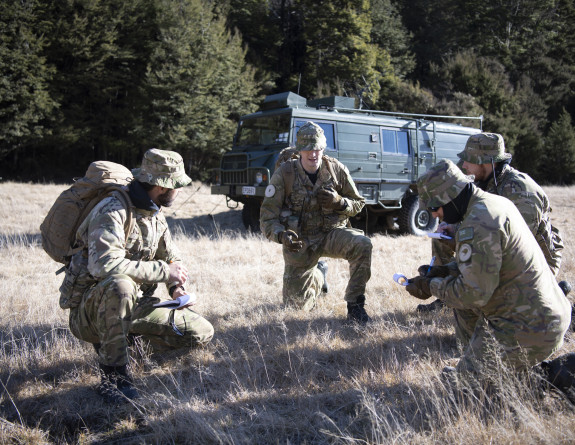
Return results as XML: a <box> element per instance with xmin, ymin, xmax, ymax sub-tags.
<box><xmin>108</xmin><ymin>274</ymin><xmax>137</xmax><ymax>293</ymax></box>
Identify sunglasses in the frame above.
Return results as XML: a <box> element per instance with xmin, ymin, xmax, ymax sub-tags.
<box><xmin>428</xmin><ymin>206</ymin><xmax>440</xmax><ymax>212</ymax></box>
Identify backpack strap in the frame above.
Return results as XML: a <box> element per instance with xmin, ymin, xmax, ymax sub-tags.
<box><xmin>283</xmin><ymin>160</ymin><xmax>296</xmax><ymax>198</ymax></box>
<box><xmin>115</xmin><ymin>188</ymin><xmax>136</xmax><ymax>244</ymax></box>
<box><xmin>323</xmin><ymin>155</ymin><xmax>340</xmax><ymax>190</ymax></box>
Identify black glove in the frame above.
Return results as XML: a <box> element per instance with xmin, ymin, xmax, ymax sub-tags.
<box><xmin>417</xmin><ymin>264</ymin><xmax>451</xmax><ymax>278</ymax></box>
<box><xmin>279</xmin><ymin>230</ymin><xmax>303</xmax><ymax>252</ymax></box>
<box><xmin>406</xmin><ymin>276</ymin><xmax>432</xmax><ymax>300</ymax></box>
<box><xmin>317</xmin><ymin>187</ymin><xmax>343</xmax><ymax>209</ymax></box>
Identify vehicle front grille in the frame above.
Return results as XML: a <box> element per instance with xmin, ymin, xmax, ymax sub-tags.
<box><xmin>221</xmin><ymin>154</ymin><xmax>249</xmax><ymax>184</ymax></box>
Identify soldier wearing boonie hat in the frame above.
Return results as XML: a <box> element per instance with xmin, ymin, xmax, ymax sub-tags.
<box><xmin>419</xmin><ymin>133</ymin><xmax>570</xmax><ymax>314</ymax></box>
<box><xmin>260</xmin><ymin>121</ymin><xmax>373</xmax><ymax>325</ymax></box>
<box><xmin>67</xmin><ymin>148</ymin><xmax>213</xmax><ymax>404</ymax></box>
<box><xmin>132</xmin><ymin>148</ymin><xmax>192</xmax><ymax>189</ymax></box>
<box><xmin>403</xmin><ymin>159</ymin><xmax>571</xmax><ymax>386</ymax></box>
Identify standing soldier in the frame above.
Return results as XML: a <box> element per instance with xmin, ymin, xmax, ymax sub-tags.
<box><xmin>260</xmin><ymin>121</ymin><xmax>373</xmax><ymax>325</ymax></box>
<box><xmin>405</xmin><ymin>160</ymin><xmax>571</xmax><ymax>381</ymax></box>
<box><xmin>65</xmin><ymin>149</ymin><xmax>214</xmax><ymax>403</ymax></box>
<box><xmin>419</xmin><ymin>132</ymin><xmax>569</xmax><ymax>312</ymax></box>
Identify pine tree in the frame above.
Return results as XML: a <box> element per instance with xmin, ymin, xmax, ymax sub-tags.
<box><xmin>541</xmin><ymin>110</ymin><xmax>575</xmax><ymax>184</ymax></box>
<box><xmin>144</xmin><ymin>0</ymin><xmax>262</xmax><ymax>180</ymax></box>
<box><xmin>0</xmin><ymin>0</ymin><xmax>57</xmax><ymax>162</ymax></box>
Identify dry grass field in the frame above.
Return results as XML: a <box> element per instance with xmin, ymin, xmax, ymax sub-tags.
<box><xmin>1</xmin><ymin>181</ymin><xmax>575</xmax><ymax>444</ymax></box>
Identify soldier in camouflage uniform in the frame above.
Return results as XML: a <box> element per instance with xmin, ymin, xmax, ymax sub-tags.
<box><xmin>64</xmin><ymin>149</ymin><xmax>214</xmax><ymax>403</ymax></box>
<box><xmin>260</xmin><ymin>121</ymin><xmax>372</xmax><ymax>324</ymax></box>
<box><xmin>419</xmin><ymin>132</ymin><xmax>567</xmax><ymax>313</ymax></box>
<box><xmin>405</xmin><ymin>159</ymin><xmax>571</xmax><ymax>378</ymax></box>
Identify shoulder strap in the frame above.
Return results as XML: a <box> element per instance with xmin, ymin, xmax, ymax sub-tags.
<box><xmin>323</xmin><ymin>155</ymin><xmax>340</xmax><ymax>189</ymax></box>
<box><xmin>115</xmin><ymin>188</ymin><xmax>136</xmax><ymax>244</ymax></box>
<box><xmin>283</xmin><ymin>160</ymin><xmax>296</xmax><ymax>198</ymax></box>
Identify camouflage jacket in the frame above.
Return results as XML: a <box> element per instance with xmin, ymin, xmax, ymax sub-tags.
<box><xmin>430</xmin><ymin>188</ymin><xmax>570</xmax><ymax>340</ymax></box>
<box><xmin>482</xmin><ymin>164</ymin><xmax>562</xmax><ymax>274</ymax></box>
<box><xmin>260</xmin><ymin>155</ymin><xmax>365</xmax><ymax>244</ymax></box>
<box><xmin>59</xmin><ymin>189</ymin><xmax>181</xmax><ymax>308</ymax></box>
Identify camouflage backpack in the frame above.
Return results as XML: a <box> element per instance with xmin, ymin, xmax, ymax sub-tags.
<box><xmin>40</xmin><ymin>161</ymin><xmax>136</xmax><ymax>265</ymax></box>
<box><xmin>274</xmin><ymin>147</ymin><xmax>340</xmax><ymax>196</ymax></box>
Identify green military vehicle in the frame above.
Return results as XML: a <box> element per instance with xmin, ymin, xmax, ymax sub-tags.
<box><xmin>211</xmin><ymin>92</ymin><xmax>482</xmax><ymax>234</ymax></box>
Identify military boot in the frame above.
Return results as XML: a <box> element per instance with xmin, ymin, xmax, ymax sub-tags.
<box><xmin>416</xmin><ymin>298</ymin><xmax>445</xmax><ymax>313</ymax></box>
<box><xmin>97</xmin><ymin>364</ymin><xmax>140</xmax><ymax>404</ymax></box>
<box><xmin>317</xmin><ymin>261</ymin><xmax>329</xmax><ymax>293</ymax></box>
<box><xmin>347</xmin><ymin>295</ymin><xmax>370</xmax><ymax>326</ymax></box>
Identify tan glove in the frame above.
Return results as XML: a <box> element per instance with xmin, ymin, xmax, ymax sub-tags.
<box><xmin>317</xmin><ymin>187</ymin><xmax>343</xmax><ymax>209</ymax></box>
<box><xmin>279</xmin><ymin>230</ymin><xmax>304</xmax><ymax>252</ymax></box>
<box><xmin>405</xmin><ymin>276</ymin><xmax>432</xmax><ymax>300</ymax></box>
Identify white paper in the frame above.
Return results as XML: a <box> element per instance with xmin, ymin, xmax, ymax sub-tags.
<box><xmin>426</xmin><ymin>232</ymin><xmax>453</xmax><ymax>240</ymax></box>
<box><xmin>153</xmin><ymin>293</ymin><xmax>197</xmax><ymax>309</ymax></box>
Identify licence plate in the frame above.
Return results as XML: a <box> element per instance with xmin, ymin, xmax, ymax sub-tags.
<box><xmin>242</xmin><ymin>186</ymin><xmax>256</xmax><ymax>195</ymax></box>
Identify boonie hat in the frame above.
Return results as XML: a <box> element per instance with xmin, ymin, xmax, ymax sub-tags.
<box><xmin>457</xmin><ymin>132</ymin><xmax>512</xmax><ymax>164</ymax></box>
<box><xmin>296</xmin><ymin>121</ymin><xmax>327</xmax><ymax>151</ymax></box>
<box><xmin>417</xmin><ymin>159</ymin><xmax>474</xmax><ymax>209</ymax></box>
<box><xmin>132</xmin><ymin>148</ymin><xmax>192</xmax><ymax>189</ymax></box>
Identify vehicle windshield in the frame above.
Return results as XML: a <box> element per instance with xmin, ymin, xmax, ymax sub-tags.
<box><xmin>235</xmin><ymin>114</ymin><xmax>291</xmax><ymax>147</ymax></box>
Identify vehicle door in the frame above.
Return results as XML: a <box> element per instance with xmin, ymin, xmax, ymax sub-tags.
<box><xmin>380</xmin><ymin>126</ymin><xmax>413</xmax><ymax>183</ymax></box>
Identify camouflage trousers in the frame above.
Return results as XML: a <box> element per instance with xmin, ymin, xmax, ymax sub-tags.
<box><xmin>69</xmin><ymin>274</ymin><xmax>214</xmax><ymax>367</ymax></box>
<box><xmin>282</xmin><ymin>227</ymin><xmax>372</xmax><ymax>311</ymax></box>
<box><xmin>453</xmin><ymin>308</ymin><xmax>567</xmax><ymax>375</ymax></box>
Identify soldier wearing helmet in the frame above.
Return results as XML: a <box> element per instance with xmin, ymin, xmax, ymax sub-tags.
<box><xmin>405</xmin><ymin>159</ymin><xmax>571</xmax><ymax>381</ymax></box>
<box><xmin>260</xmin><ymin>121</ymin><xmax>373</xmax><ymax>325</ymax></box>
<box><xmin>418</xmin><ymin>132</ymin><xmax>569</xmax><ymax>313</ymax></box>
<box><xmin>67</xmin><ymin>148</ymin><xmax>214</xmax><ymax>403</ymax></box>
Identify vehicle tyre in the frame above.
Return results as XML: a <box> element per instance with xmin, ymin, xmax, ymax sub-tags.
<box><xmin>398</xmin><ymin>194</ymin><xmax>438</xmax><ymax>235</ymax></box>
<box><xmin>242</xmin><ymin>201</ymin><xmax>261</xmax><ymax>233</ymax></box>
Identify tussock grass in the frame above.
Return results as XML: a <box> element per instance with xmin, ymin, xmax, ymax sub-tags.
<box><xmin>0</xmin><ymin>181</ymin><xmax>574</xmax><ymax>444</ymax></box>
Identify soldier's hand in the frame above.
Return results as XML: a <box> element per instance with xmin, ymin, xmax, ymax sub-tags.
<box><xmin>279</xmin><ymin>230</ymin><xmax>304</xmax><ymax>252</ymax></box>
<box><xmin>317</xmin><ymin>187</ymin><xmax>343</xmax><ymax>209</ymax></box>
<box><xmin>405</xmin><ymin>276</ymin><xmax>432</xmax><ymax>300</ymax></box>
<box><xmin>169</xmin><ymin>262</ymin><xmax>189</xmax><ymax>286</ymax></box>
<box><xmin>417</xmin><ymin>264</ymin><xmax>451</xmax><ymax>278</ymax></box>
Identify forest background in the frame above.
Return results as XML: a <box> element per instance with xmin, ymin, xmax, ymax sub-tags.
<box><xmin>1</xmin><ymin>0</ymin><xmax>575</xmax><ymax>184</ymax></box>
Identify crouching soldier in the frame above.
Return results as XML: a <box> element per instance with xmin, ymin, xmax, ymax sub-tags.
<box><xmin>405</xmin><ymin>160</ymin><xmax>571</xmax><ymax>386</ymax></box>
<box><xmin>260</xmin><ymin>121</ymin><xmax>373</xmax><ymax>325</ymax></box>
<box><xmin>64</xmin><ymin>149</ymin><xmax>214</xmax><ymax>403</ymax></box>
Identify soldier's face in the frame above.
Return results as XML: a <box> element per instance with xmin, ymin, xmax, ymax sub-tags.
<box><xmin>462</xmin><ymin>161</ymin><xmax>492</xmax><ymax>182</ymax></box>
<box><xmin>300</xmin><ymin>149</ymin><xmax>323</xmax><ymax>174</ymax></box>
<box><xmin>158</xmin><ymin>188</ymin><xmax>179</xmax><ymax>207</ymax></box>
<box><xmin>431</xmin><ymin>207</ymin><xmax>444</xmax><ymax>221</ymax></box>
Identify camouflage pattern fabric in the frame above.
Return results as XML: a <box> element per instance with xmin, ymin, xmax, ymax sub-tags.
<box><xmin>457</xmin><ymin>132</ymin><xmax>512</xmax><ymax>164</ymax></box>
<box><xmin>66</xmin><ymin>191</ymin><xmax>213</xmax><ymax>366</ymax></box>
<box><xmin>417</xmin><ymin>159</ymin><xmax>474</xmax><ymax>209</ymax></box>
<box><xmin>295</xmin><ymin>121</ymin><xmax>327</xmax><ymax>151</ymax></box>
<box><xmin>260</xmin><ymin>155</ymin><xmax>372</xmax><ymax>310</ymax></box>
<box><xmin>132</xmin><ymin>148</ymin><xmax>192</xmax><ymax>189</ymax></box>
<box><xmin>483</xmin><ymin>163</ymin><xmax>563</xmax><ymax>276</ymax></box>
<box><xmin>427</xmin><ymin>187</ymin><xmax>571</xmax><ymax>373</ymax></box>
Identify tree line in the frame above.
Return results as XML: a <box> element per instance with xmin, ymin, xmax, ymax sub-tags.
<box><xmin>1</xmin><ymin>0</ymin><xmax>574</xmax><ymax>184</ymax></box>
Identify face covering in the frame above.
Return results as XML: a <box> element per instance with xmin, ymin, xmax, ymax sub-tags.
<box><xmin>441</xmin><ymin>183</ymin><xmax>474</xmax><ymax>224</ymax></box>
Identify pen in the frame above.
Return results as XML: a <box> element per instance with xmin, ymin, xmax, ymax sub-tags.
<box><xmin>427</xmin><ymin>256</ymin><xmax>436</xmax><ymax>275</ymax></box>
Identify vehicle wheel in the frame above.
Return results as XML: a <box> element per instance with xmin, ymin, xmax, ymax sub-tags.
<box><xmin>242</xmin><ymin>201</ymin><xmax>261</xmax><ymax>233</ymax></box>
<box><xmin>398</xmin><ymin>194</ymin><xmax>438</xmax><ymax>235</ymax></box>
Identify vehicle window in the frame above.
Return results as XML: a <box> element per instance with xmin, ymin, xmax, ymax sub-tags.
<box><xmin>295</xmin><ymin>120</ymin><xmax>336</xmax><ymax>151</ymax></box>
<box><xmin>381</xmin><ymin>128</ymin><xmax>410</xmax><ymax>155</ymax></box>
<box><xmin>236</xmin><ymin>114</ymin><xmax>291</xmax><ymax>146</ymax></box>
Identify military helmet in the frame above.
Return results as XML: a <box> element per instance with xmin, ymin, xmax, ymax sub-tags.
<box><xmin>457</xmin><ymin>132</ymin><xmax>512</xmax><ymax>164</ymax></box>
<box><xmin>417</xmin><ymin>159</ymin><xmax>474</xmax><ymax>209</ymax></box>
<box><xmin>132</xmin><ymin>148</ymin><xmax>192</xmax><ymax>189</ymax></box>
<box><xmin>296</xmin><ymin>121</ymin><xmax>327</xmax><ymax>151</ymax></box>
